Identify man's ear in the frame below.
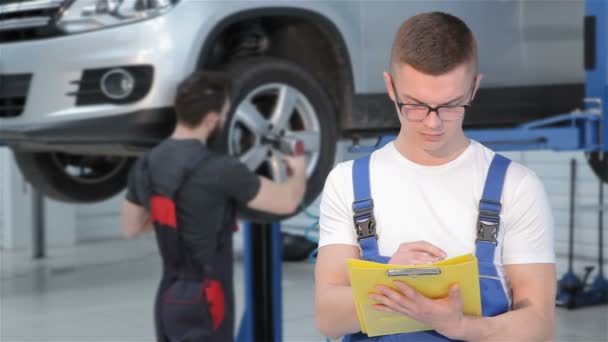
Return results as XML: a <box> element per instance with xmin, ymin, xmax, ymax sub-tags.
<box><xmin>203</xmin><ymin>112</ymin><xmax>219</xmax><ymax>130</ymax></box>
<box><xmin>383</xmin><ymin>71</ymin><xmax>395</xmax><ymax>101</ymax></box>
<box><xmin>471</xmin><ymin>73</ymin><xmax>483</xmax><ymax>100</ymax></box>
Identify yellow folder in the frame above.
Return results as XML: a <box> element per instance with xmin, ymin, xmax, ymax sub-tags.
<box><xmin>347</xmin><ymin>254</ymin><xmax>482</xmax><ymax>337</ymax></box>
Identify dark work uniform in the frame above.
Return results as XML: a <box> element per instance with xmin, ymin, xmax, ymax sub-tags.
<box><xmin>126</xmin><ymin>138</ymin><xmax>260</xmax><ymax>342</ymax></box>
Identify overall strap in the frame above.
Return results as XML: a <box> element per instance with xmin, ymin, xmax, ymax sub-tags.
<box><xmin>173</xmin><ymin>148</ymin><xmax>210</xmax><ymax>267</ymax></box>
<box><xmin>141</xmin><ymin>153</ymin><xmax>153</xmax><ymax>196</ymax></box>
<box><xmin>171</xmin><ymin>148</ymin><xmax>209</xmax><ymax>197</ymax></box>
<box><xmin>146</xmin><ymin>146</ymin><xmax>210</xmax><ymax>270</ymax></box>
<box><xmin>352</xmin><ymin>155</ymin><xmax>389</xmax><ymax>263</ymax></box>
<box><xmin>475</xmin><ymin>153</ymin><xmax>511</xmax><ymax>266</ymax></box>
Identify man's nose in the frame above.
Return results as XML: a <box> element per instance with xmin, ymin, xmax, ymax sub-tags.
<box><xmin>423</xmin><ymin>110</ymin><xmax>442</xmax><ymax>129</ymax></box>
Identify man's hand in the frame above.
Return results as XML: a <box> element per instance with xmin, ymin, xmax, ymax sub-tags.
<box><xmin>247</xmin><ymin>154</ymin><xmax>307</xmax><ymax>215</ymax></box>
<box><xmin>388</xmin><ymin>241</ymin><xmax>447</xmax><ymax>265</ymax></box>
<box><xmin>283</xmin><ymin>155</ymin><xmax>306</xmax><ymax>177</ymax></box>
<box><xmin>369</xmin><ymin>282</ymin><xmax>465</xmax><ymax>339</ymax></box>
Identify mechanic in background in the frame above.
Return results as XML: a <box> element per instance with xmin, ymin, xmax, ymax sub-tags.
<box><xmin>120</xmin><ymin>71</ymin><xmax>306</xmax><ymax>341</ymax></box>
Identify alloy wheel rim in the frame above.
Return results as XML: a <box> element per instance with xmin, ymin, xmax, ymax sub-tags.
<box><xmin>227</xmin><ymin>83</ymin><xmax>321</xmax><ymax>182</ymax></box>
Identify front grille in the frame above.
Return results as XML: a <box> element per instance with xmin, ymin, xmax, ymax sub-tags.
<box><xmin>0</xmin><ymin>0</ymin><xmax>65</xmax><ymax>43</ymax></box>
<box><xmin>0</xmin><ymin>74</ymin><xmax>32</xmax><ymax>118</ymax></box>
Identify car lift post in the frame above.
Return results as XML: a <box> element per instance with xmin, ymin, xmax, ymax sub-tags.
<box><xmin>585</xmin><ymin>0</ymin><xmax>607</xmax><ymax>137</ymax></box>
<box><xmin>32</xmin><ymin>189</ymin><xmax>45</xmax><ymax>259</ymax></box>
<box><xmin>0</xmin><ymin>141</ymin><xmax>45</xmax><ymax>259</ymax></box>
<box><xmin>237</xmin><ymin>221</ymin><xmax>283</xmax><ymax>342</ymax></box>
<box><xmin>581</xmin><ymin>0</ymin><xmax>608</xmax><ymax>309</ymax></box>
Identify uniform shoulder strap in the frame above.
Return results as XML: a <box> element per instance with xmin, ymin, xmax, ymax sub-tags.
<box><xmin>172</xmin><ymin>147</ymin><xmax>209</xmax><ymax>197</ymax></box>
<box><xmin>352</xmin><ymin>155</ymin><xmax>376</xmax><ymax>240</ymax></box>
<box><xmin>351</xmin><ymin>154</ymin><xmax>390</xmax><ymax>263</ymax></box>
<box><xmin>477</xmin><ymin>153</ymin><xmax>511</xmax><ymax>245</ymax></box>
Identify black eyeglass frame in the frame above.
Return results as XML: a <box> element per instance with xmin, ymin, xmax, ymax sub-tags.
<box><xmin>390</xmin><ymin>76</ymin><xmax>477</xmax><ymax>122</ymax></box>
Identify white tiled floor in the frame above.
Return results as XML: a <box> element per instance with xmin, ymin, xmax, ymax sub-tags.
<box><xmin>1</xmin><ymin>237</ymin><xmax>607</xmax><ymax>342</ymax></box>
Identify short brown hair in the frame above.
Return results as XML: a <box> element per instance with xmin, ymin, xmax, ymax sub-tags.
<box><xmin>391</xmin><ymin>12</ymin><xmax>477</xmax><ymax>75</ymax></box>
<box><xmin>174</xmin><ymin>71</ymin><xmax>230</xmax><ymax>128</ymax></box>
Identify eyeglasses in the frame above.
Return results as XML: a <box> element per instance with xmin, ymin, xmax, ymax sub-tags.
<box><xmin>390</xmin><ymin>77</ymin><xmax>475</xmax><ymax>122</ymax></box>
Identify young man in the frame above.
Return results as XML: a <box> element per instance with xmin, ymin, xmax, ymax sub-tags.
<box><xmin>120</xmin><ymin>71</ymin><xmax>306</xmax><ymax>341</ymax></box>
<box><xmin>315</xmin><ymin>12</ymin><xmax>556</xmax><ymax>341</ymax></box>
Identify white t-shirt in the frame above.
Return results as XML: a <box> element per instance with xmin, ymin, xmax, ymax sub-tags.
<box><xmin>319</xmin><ymin>140</ymin><xmax>555</xmax><ymax>298</ymax></box>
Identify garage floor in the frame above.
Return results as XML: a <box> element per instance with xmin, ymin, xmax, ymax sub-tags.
<box><xmin>1</xmin><ymin>236</ymin><xmax>607</xmax><ymax>342</ymax></box>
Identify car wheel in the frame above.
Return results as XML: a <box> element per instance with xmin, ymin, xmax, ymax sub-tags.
<box><xmin>213</xmin><ymin>57</ymin><xmax>338</xmax><ymax>222</ymax></box>
<box><xmin>13</xmin><ymin>151</ymin><xmax>134</xmax><ymax>203</ymax></box>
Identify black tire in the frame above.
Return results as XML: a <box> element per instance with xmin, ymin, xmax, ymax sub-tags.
<box><xmin>281</xmin><ymin>232</ymin><xmax>318</xmax><ymax>262</ymax></box>
<box><xmin>212</xmin><ymin>57</ymin><xmax>338</xmax><ymax>223</ymax></box>
<box><xmin>13</xmin><ymin>151</ymin><xmax>135</xmax><ymax>203</ymax></box>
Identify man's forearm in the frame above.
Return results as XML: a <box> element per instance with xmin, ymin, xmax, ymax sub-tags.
<box><xmin>286</xmin><ymin>169</ymin><xmax>306</xmax><ymax>208</ymax></box>
<box><xmin>123</xmin><ymin>217</ymin><xmax>153</xmax><ymax>239</ymax></box>
<box><xmin>458</xmin><ymin>305</ymin><xmax>554</xmax><ymax>341</ymax></box>
<box><xmin>121</xmin><ymin>200</ymin><xmax>153</xmax><ymax>239</ymax></box>
<box><xmin>316</xmin><ymin>285</ymin><xmax>361</xmax><ymax>339</ymax></box>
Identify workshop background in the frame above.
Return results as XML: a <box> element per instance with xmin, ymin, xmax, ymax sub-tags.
<box><xmin>2</xmin><ymin>0</ymin><xmax>608</xmax><ymax>341</ymax></box>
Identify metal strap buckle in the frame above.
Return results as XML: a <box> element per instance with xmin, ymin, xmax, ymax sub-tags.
<box><xmin>477</xmin><ymin>199</ymin><xmax>501</xmax><ymax>244</ymax></box>
<box><xmin>353</xmin><ymin>199</ymin><xmax>377</xmax><ymax>240</ymax></box>
<box><xmin>476</xmin><ymin>220</ymin><xmax>499</xmax><ymax>244</ymax></box>
<box><xmin>354</xmin><ymin>214</ymin><xmax>377</xmax><ymax>241</ymax></box>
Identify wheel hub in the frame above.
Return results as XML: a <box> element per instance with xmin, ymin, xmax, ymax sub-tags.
<box><xmin>227</xmin><ymin>82</ymin><xmax>321</xmax><ymax>181</ymax></box>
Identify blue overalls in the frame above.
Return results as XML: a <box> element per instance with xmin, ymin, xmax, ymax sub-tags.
<box><xmin>343</xmin><ymin>153</ymin><xmax>511</xmax><ymax>341</ymax></box>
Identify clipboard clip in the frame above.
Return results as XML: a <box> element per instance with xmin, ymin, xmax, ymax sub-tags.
<box><xmin>387</xmin><ymin>268</ymin><xmax>442</xmax><ymax>278</ymax></box>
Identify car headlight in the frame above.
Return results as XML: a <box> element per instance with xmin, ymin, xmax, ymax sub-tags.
<box><xmin>57</xmin><ymin>0</ymin><xmax>178</xmax><ymax>33</ymax></box>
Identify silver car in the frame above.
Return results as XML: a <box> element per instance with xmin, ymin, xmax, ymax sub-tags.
<box><xmin>0</xmin><ymin>0</ymin><xmax>583</xmax><ymax>219</ymax></box>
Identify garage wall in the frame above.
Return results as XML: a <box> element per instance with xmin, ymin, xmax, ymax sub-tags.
<box><xmin>502</xmin><ymin>149</ymin><xmax>608</xmax><ymax>279</ymax></box>
<box><xmin>0</xmin><ymin>149</ymin><xmax>77</xmax><ymax>249</ymax></box>
<box><xmin>502</xmin><ymin>150</ymin><xmax>606</xmax><ymax>264</ymax></box>
<box><xmin>75</xmin><ymin>196</ymin><xmax>124</xmax><ymax>242</ymax></box>
<box><xmin>0</xmin><ymin>148</ymin><xmax>33</xmax><ymax>250</ymax></box>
